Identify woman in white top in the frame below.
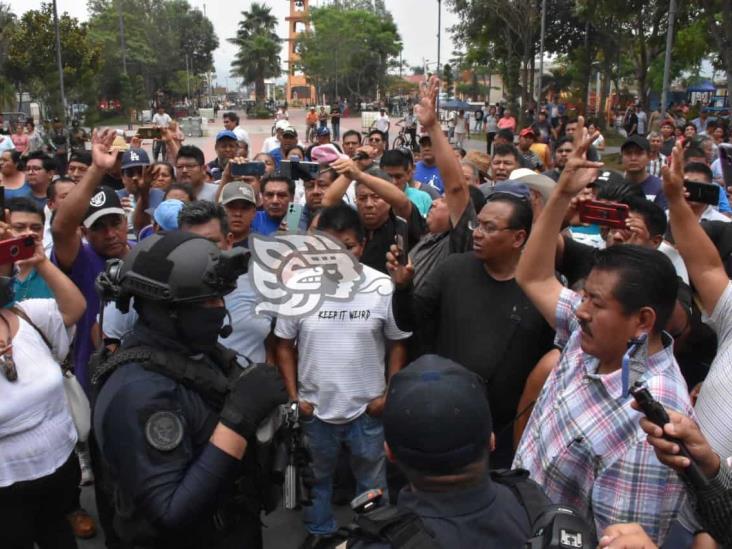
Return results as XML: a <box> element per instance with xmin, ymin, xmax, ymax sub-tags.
<box><xmin>0</xmin><ymin>232</ymin><xmax>86</xmax><ymax>548</ymax></box>
<box><xmin>588</xmin><ymin>121</ymin><xmax>606</xmax><ymax>159</ymax></box>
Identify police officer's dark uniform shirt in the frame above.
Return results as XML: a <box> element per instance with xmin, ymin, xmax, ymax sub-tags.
<box><xmin>393</xmin><ymin>253</ymin><xmax>554</xmax><ymax>468</ymax></box>
<box><xmin>361</xmin><ymin>207</ymin><xmax>425</xmax><ymax>274</ymax></box>
<box><xmin>353</xmin><ymin>475</ymin><xmax>531</xmax><ymax>548</ymax></box>
<box><xmin>94</xmin><ymin>326</ymin><xmax>254</xmax><ymax>548</ymax></box>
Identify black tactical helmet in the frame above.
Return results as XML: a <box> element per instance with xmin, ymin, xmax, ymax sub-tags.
<box><xmin>98</xmin><ymin>232</ymin><xmax>248</xmax><ymax>313</ymax></box>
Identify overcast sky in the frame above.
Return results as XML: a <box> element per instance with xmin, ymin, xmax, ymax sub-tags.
<box><xmin>5</xmin><ymin>0</ymin><xmax>460</xmax><ymax>87</ymax></box>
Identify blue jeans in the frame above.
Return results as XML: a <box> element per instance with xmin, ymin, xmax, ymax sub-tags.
<box><xmin>302</xmin><ymin>413</ymin><xmax>387</xmax><ymax>535</ymax></box>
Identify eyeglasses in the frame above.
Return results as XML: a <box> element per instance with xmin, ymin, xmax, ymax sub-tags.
<box><xmin>468</xmin><ymin>220</ymin><xmax>516</xmax><ymax>235</ymax></box>
<box><xmin>25</xmin><ymin>166</ymin><xmax>44</xmax><ymax>172</ymax></box>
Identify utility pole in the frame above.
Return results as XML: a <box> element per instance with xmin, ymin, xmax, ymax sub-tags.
<box><xmin>436</xmin><ymin>0</ymin><xmax>442</xmax><ymax>113</ymax></box>
<box><xmin>117</xmin><ymin>0</ymin><xmax>127</xmax><ymax>75</ymax></box>
<box><xmin>185</xmin><ymin>54</ymin><xmax>192</xmax><ymax>100</ymax></box>
<box><xmin>52</xmin><ymin>0</ymin><xmax>67</xmax><ymax>121</ymax></box>
<box><xmin>660</xmin><ymin>0</ymin><xmax>678</xmax><ymax>118</ymax></box>
<box><xmin>538</xmin><ymin>0</ymin><xmax>546</xmax><ymax>102</ymax></box>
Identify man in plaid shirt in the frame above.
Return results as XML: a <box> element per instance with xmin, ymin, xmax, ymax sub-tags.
<box><xmin>513</xmin><ymin>118</ymin><xmax>695</xmax><ymax>544</ymax></box>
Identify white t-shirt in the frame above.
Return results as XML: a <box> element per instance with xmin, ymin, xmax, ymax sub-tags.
<box><xmin>234</xmin><ymin>126</ymin><xmax>250</xmax><ymax>145</ymax></box>
<box><xmin>657</xmin><ymin>241</ymin><xmax>689</xmax><ymax>284</ymax></box>
<box><xmin>262</xmin><ymin>136</ymin><xmax>280</xmax><ymax>154</ymax></box>
<box><xmin>374</xmin><ymin>115</ymin><xmax>390</xmax><ymax>133</ymax></box>
<box><xmin>152</xmin><ymin>113</ymin><xmax>172</xmax><ymax>128</ymax></box>
<box><xmin>636</xmin><ymin>111</ymin><xmax>647</xmax><ymax>134</ymax></box>
<box><xmin>275</xmin><ymin>265</ymin><xmax>410</xmax><ymax>424</ymax></box>
<box><xmin>0</xmin><ymin>300</ymin><xmax>77</xmax><ymax>487</ymax></box>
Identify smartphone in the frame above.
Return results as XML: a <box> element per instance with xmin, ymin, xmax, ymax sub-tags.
<box><xmin>231</xmin><ymin>162</ymin><xmax>266</xmax><ymax>177</ymax></box>
<box><xmin>394</xmin><ymin>223</ymin><xmax>409</xmax><ymax>266</ymax></box>
<box><xmin>719</xmin><ymin>143</ymin><xmax>732</xmax><ymax>190</ymax></box>
<box><xmin>285</xmin><ymin>203</ymin><xmax>303</xmax><ymax>233</ymax></box>
<box><xmin>0</xmin><ymin>235</ymin><xmax>35</xmax><ymax>265</ymax></box>
<box><xmin>684</xmin><ymin>180</ymin><xmax>720</xmax><ymax>206</ymax></box>
<box><xmin>578</xmin><ymin>200</ymin><xmax>629</xmax><ymax>229</ymax></box>
<box><xmin>295</xmin><ymin>161</ymin><xmax>320</xmax><ymax>181</ymax></box>
<box><xmin>630</xmin><ymin>382</ymin><xmax>709</xmax><ymax>489</ymax></box>
<box><xmin>137</xmin><ymin>127</ymin><xmax>162</xmax><ymax>139</ymax></box>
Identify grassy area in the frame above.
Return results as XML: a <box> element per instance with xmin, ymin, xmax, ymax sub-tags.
<box><xmin>601</xmin><ymin>152</ymin><xmax>623</xmax><ymax>172</ymax></box>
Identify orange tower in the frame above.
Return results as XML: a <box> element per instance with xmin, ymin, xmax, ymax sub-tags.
<box><xmin>285</xmin><ymin>0</ymin><xmax>316</xmax><ymax>105</ymax></box>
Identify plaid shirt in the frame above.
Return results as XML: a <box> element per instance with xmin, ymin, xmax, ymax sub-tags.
<box><xmin>694</xmin><ymin>457</ymin><xmax>732</xmax><ymax>545</ymax></box>
<box><xmin>514</xmin><ymin>288</ymin><xmax>695</xmax><ymax>543</ymax></box>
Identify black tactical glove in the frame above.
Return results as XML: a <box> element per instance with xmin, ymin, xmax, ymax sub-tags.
<box><xmin>220</xmin><ymin>364</ymin><xmax>288</xmax><ymax>440</ymax></box>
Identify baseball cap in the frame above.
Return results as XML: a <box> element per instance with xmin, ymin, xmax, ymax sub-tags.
<box><xmin>282</xmin><ymin>126</ymin><xmax>298</xmax><ymax>137</ymax></box>
<box><xmin>519</xmin><ymin>127</ymin><xmax>536</xmax><ymax>138</ymax></box>
<box><xmin>590</xmin><ymin>169</ymin><xmax>626</xmax><ymax>188</ymax></box>
<box><xmin>109</xmin><ymin>135</ymin><xmax>129</xmax><ymax>153</ymax></box>
<box><xmin>152</xmin><ymin>199</ymin><xmax>184</xmax><ymax>231</ymax></box>
<box><xmin>216</xmin><ymin>130</ymin><xmax>238</xmax><ymax>142</ymax></box>
<box><xmin>83</xmin><ymin>187</ymin><xmax>126</xmax><ymax>229</ymax></box>
<box><xmin>485</xmin><ymin>181</ymin><xmax>531</xmax><ymax>200</ymax></box>
<box><xmin>621</xmin><ymin>135</ymin><xmax>650</xmax><ymax>153</ymax></box>
<box><xmin>275</xmin><ymin>119</ymin><xmax>290</xmax><ymax>131</ymax></box>
<box><xmin>383</xmin><ymin>355</ymin><xmax>492</xmax><ymax>474</ymax></box>
<box><xmin>509</xmin><ymin>168</ymin><xmax>556</xmax><ymax>202</ymax></box>
<box><xmin>121</xmin><ymin>148</ymin><xmax>150</xmax><ymax>170</ymax></box>
<box><xmin>317</xmin><ymin>126</ymin><xmax>331</xmax><ymax>137</ymax></box>
<box><xmin>220</xmin><ymin>181</ymin><xmax>256</xmax><ymax>206</ymax></box>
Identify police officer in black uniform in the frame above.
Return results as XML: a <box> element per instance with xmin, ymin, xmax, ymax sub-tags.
<box><xmin>348</xmin><ymin>355</ymin><xmax>532</xmax><ymax>548</ymax></box>
<box><xmin>93</xmin><ymin>232</ymin><xmax>288</xmax><ymax>548</ymax></box>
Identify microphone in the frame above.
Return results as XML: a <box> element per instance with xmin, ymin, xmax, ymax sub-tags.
<box><xmin>219</xmin><ymin>311</ymin><xmax>233</xmax><ymax>338</ymax></box>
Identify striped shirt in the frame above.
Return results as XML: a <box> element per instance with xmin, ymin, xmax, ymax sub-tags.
<box><xmin>696</xmin><ymin>283</ymin><xmax>732</xmax><ymax>469</ymax></box>
<box><xmin>275</xmin><ymin>265</ymin><xmax>411</xmax><ymax>424</ymax></box>
<box><xmin>514</xmin><ymin>288</ymin><xmax>694</xmax><ymax>543</ymax></box>
<box><xmin>648</xmin><ymin>154</ymin><xmax>667</xmax><ymax>178</ymax></box>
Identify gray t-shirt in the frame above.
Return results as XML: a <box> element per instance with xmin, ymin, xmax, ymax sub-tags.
<box><xmin>197</xmin><ymin>182</ymin><xmax>219</xmax><ymax>202</ymax></box>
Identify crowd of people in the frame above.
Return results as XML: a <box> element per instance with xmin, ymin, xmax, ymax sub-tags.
<box><xmin>3</xmin><ymin>75</ymin><xmax>732</xmax><ymax>549</ymax></box>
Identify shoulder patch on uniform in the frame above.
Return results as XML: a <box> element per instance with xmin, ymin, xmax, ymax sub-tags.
<box><xmin>145</xmin><ymin>411</ymin><xmax>184</xmax><ymax>452</ymax></box>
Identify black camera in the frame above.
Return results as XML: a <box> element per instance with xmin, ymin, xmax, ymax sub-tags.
<box><xmin>526</xmin><ymin>505</ymin><xmax>595</xmax><ymax>548</ymax></box>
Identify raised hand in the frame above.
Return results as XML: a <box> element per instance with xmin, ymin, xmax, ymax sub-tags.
<box><xmin>415</xmin><ymin>76</ymin><xmax>439</xmax><ymax>130</ymax></box>
<box><xmin>91</xmin><ymin>128</ymin><xmax>120</xmax><ymax>172</ymax></box>
<box><xmin>556</xmin><ymin>116</ymin><xmax>604</xmax><ymax>197</ymax></box>
<box><xmin>332</xmin><ymin>157</ymin><xmax>360</xmax><ymax>179</ymax></box>
<box><xmin>661</xmin><ymin>142</ymin><xmax>686</xmax><ymax>204</ymax></box>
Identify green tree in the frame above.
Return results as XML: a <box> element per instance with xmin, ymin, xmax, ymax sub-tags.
<box><xmin>297</xmin><ymin>4</ymin><xmax>401</xmax><ymax>102</ymax></box>
<box><xmin>87</xmin><ymin>0</ymin><xmax>218</xmax><ymax>107</ymax></box>
<box><xmin>0</xmin><ymin>3</ymin><xmax>17</xmax><ymax>109</ymax></box>
<box><xmin>700</xmin><ymin>0</ymin><xmax>732</xmax><ymax>106</ymax></box>
<box><xmin>4</xmin><ymin>3</ymin><xmax>101</xmax><ymax>117</ymax></box>
<box><xmin>228</xmin><ymin>3</ymin><xmax>281</xmax><ymax>106</ymax></box>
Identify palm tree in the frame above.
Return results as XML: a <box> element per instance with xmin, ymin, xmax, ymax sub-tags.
<box><xmin>228</xmin><ymin>3</ymin><xmax>281</xmax><ymax>107</ymax></box>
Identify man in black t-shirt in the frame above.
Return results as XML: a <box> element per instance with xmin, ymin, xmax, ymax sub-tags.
<box><xmin>387</xmin><ymin>192</ymin><xmax>554</xmax><ymax>468</ymax></box>
<box><xmin>323</xmin><ymin>159</ymin><xmax>426</xmax><ymax>273</ymax></box>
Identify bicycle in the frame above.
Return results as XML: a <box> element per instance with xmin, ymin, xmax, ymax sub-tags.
<box><xmin>392</xmin><ymin>121</ymin><xmax>417</xmax><ymax>151</ymax></box>
<box><xmin>306</xmin><ymin>124</ymin><xmax>318</xmax><ymax>144</ymax></box>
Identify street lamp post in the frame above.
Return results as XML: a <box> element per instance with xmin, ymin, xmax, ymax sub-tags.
<box><xmin>660</xmin><ymin>0</ymin><xmax>678</xmax><ymax>118</ymax></box>
<box><xmin>52</xmin><ymin>0</ymin><xmax>67</xmax><ymax>121</ymax></box>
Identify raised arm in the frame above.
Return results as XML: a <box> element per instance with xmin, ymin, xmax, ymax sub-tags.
<box><xmin>663</xmin><ymin>143</ymin><xmax>729</xmax><ymax>315</ymax></box>
<box><xmin>417</xmin><ymin>76</ymin><xmax>469</xmax><ymax>225</ymax></box>
<box><xmin>19</xmin><ymin>237</ymin><xmax>86</xmax><ymax>326</ymax></box>
<box><xmin>331</xmin><ymin>158</ymin><xmax>412</xmax><ymax>219</ymax></box>
<box><xmin>516</xmin><ymin>117</ymin><xmax>603</xmax><ymax>327</ymax></box>
<box><xmin>321</xmin><ymin>172</ymin><xmax>352</xmax><ymax>207</ymax></box>
<box><xmin>52</xmin><ymin>129</ymin><xmax>117</xmax><ymax>270</ymax></box>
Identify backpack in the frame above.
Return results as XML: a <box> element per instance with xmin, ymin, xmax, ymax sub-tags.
<box><xmin>342</xmin><ymin>468</ymin><xmax>552</xmax><ymax>548</ymax></box>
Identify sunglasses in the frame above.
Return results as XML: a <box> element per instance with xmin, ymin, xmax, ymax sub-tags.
<box><xmin>123</xmin><ymin>166</ymin><xmax>143</xmax><ymax>178</ymax></box>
